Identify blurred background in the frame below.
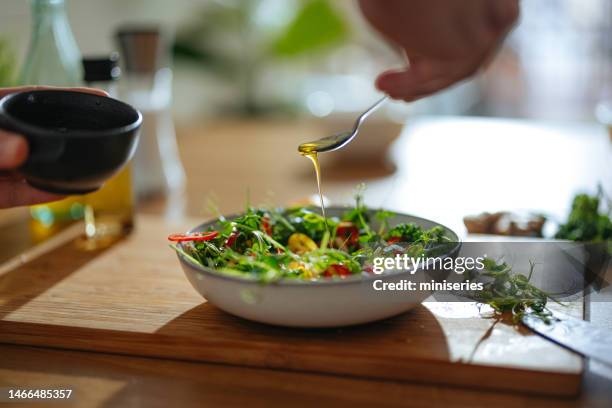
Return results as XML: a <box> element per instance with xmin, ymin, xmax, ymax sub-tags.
<box><xmin>0</xmin><ymin>0</ymin><xmax>610</xmax><ymax>251</ymax></box>
<box><xmin>1</xmin><ymin>0</ymin><xmax>610</xmax><ymax>121</ymax></box>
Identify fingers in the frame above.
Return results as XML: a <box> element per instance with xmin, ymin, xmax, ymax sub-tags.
<box><xmin>376</xmin><ymin>59</ymin><xmax>446</xmax><ymax>99</ymax></box>
<box><xmin>376</xmin><ymin>57</ymin><xmax>480</xmax><ymax>101</ymax></box>
<box><xmin>360</xmin><ymin>0</ymin><xmax>519</xmax><ymax>102</ymax></box>
<box><xmin>0</xmin><ymin>178</ymin><xmax>64</xmax><ymax>209</ymax></box>
<box><xmin>0</xmin><ymin>85</ymin><xmax>105</xmax><ymax>209</ymax></box>
<box><xmin>0</xmin><ymin>131</ymin><xmax>28</xmax><ymax>169</ymax></box>
<box><xmin>488</xmin><ymin>0</ymin><xmax>520</xmax><ymax>33</ymax></box>
<box><xmin>0</xmin><ymin>85</ymin><xmax>108</xmax><ymax>98</ymax></box>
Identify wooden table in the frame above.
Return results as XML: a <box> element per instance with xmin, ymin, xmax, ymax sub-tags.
<box><xmin>1</xmin><ymin>116</ymin><xmax>611</xmax><ymax>407</ymax></box>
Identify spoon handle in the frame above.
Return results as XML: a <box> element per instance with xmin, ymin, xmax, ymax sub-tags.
<box><xmin>353</xmin><ymin>96</ymin><xmax>389</xmax><ymax>132</ymax></box>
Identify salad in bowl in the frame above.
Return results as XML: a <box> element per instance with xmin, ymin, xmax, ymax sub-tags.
<box><xmin>170</xmin><ymin>195</ymin><xmax>460</xmax><ymax>327</ymax></box>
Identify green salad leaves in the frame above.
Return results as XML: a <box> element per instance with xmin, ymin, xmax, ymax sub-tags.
<box><xmin>169</xmin><ymin>193</ymin><xmax>449</xmax><ymax>282</ymax></box>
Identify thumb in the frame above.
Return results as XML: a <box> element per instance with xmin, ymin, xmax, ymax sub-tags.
<box><xmin>375</xmin><ymin>59</ymin><xmax>447</xmax><ymax>100</ymax></box>
<box><xmin>0</xmin><ymin>131</ymin><xmax>29</xmax><ymax>169</ymax></box>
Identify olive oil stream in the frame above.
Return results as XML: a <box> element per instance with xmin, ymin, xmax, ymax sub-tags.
<box><xmin>298</xmin><ymin>142</ymin><xmax>328</xmax><ymax>230</ymax></box>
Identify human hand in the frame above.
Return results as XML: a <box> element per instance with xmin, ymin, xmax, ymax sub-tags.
<box><xmin>358</xmin><ymin>0</ymin><xmax>519</xmax><ymax>101</ymax></box>
<box><xmin>0</xmin><ymin>86</ymin><xmax>107</xmax><ymax>209</ymax></box>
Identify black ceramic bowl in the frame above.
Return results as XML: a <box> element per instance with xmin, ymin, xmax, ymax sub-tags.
<box><xmin>0</xmin><ymin>90</ymin><xmax>142</xmax><ymax>194</ymax></box>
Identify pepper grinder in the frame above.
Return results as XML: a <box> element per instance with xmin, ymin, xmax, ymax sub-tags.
<box><xmin>115</xmin><ymin>25</ymin><xmax>186</xmax><ymax>216</ymax></box>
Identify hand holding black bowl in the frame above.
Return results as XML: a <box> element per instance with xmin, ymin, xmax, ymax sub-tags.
<box><xmin>0</xmin><ymin>86</ymin><xmax>104</xmax><ymax>208</ymax></box>
<box><xmin>0</xmin><ymin>86</ymin><xmax>142</xmax><ymax>208</ymax></box>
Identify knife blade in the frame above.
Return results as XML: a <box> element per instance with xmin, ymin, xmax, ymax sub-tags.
<box><xmin>522</xmin><ymin>312</ymin><xmax>612</xmax><ymax>366</ymax></box>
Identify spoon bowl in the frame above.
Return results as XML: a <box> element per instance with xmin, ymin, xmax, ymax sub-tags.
<box><xmin>298</xmin><ymin>96</ymin><xmax>387</xmax><ymax>154</ymax></box>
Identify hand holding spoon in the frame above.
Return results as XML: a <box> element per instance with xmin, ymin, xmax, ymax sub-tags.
<box><xmin>298</xmin><ymin>96</ymin><xmax>388</xmax><ymax>154</ymax></box>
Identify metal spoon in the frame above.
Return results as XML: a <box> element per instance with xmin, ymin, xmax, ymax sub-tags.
<box><xmin>298</xmin><ymin>96</ymin><xmax>388</xmax><ymax>154</ymax></box>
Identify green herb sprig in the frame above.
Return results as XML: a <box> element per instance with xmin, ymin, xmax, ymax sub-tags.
<box><xmin>467</xmin><ymin>259</ymin><xmax>557</xmax><ymax>324</ymax></box>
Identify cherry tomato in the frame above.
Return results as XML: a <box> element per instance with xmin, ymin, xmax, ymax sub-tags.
<box><xmin>225</xmin><ymin>231</ymin><xmax>240</xmax><ymax>248</ymax></box>
<box><xmin>261</xmin><ymin>216</ymin><xmax>272</xmax><ymax>235</ymax></box>
<box><xmin>323</xmin><ymin>264</ymin><xmax>352</xmax><ymax>278</ymax></box>
<box><xmin>288</xmin><ymin>233</ymin><xmax>318</xmax><ymax>254</ymax></box>
<box><xmin>288</xmin><ymin>261</ymin><xmax>313</xmax><ymax>279</ymax></box>
<box><xmin>336</xmin><ymin>221</ymin><xmax>359</xmax><ymax>247</ymax></box>
<box><xmin>168</xmin><ymin>231</ymin><xmax>219</xmax><ymax>242</ymax></box>
<box><xmin>387</xmin><ymin>236</ymin><xmax>402</xmax><ymax>244</ymax></box>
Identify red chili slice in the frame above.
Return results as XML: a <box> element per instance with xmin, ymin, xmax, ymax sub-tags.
<box><xmin>323</xmin><ymin>264</ymin><xmax>352</xmax><ymax>278</ymax></box>
<box><xmin>167</xmin><ymin>231</ymin><xmax>219</xmax><ymax>242</ymax></box>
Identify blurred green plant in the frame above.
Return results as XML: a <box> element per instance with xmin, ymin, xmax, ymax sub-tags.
<box><xmin>173</xmin><ymin>0</ymin><xmax>349</xmax><ymax>116</ymax></box>
<box><xmin>0</xmin><ymin>37</ymin><xmax>16</xmax><ymax>87</ymax></box>
<box><xmin>271</xmin><ymin>0</ymin><xmax>348</xmax><ymax>57</ymax></box>
<box><xmin>555</xmin><ymin>187</ymin><xmax>612</xmax><ymax>242</ymax></box>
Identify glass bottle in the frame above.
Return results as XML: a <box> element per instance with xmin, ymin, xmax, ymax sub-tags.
<box><xmin>80</xmin><ymin>55</ymin><xmax>135</xmax><ymax>249</ymax></box>
<box><xmin>18</xmin><ymin>0</ymin><xmax>85</xmax><ymax>243</ymax></box>
<box><xmin>19</xmin><ymin>0</ymin><xmax>82</xmax><ymax>86</ymax></box>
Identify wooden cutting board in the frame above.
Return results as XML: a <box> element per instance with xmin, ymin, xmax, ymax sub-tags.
<box><xmin>0</xmin><ymin>215</ymin><xmax>583</xmax><ymax>397</ymax></box>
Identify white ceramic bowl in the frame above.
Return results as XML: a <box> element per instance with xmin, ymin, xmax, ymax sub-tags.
<box><xmin>177</xmin><ymin>208</ymin><xmax>460</xmax><ymax>328</ymax></box>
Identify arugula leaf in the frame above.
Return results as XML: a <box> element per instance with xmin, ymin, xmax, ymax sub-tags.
<box><xmin>169</xmin><ymin>189</ymin><xmax>450</xmax><ymax>282</ymax></box>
